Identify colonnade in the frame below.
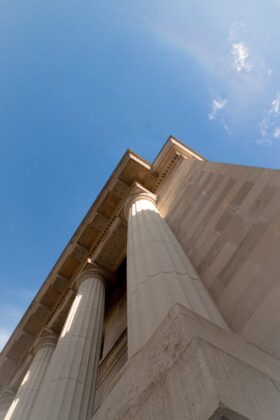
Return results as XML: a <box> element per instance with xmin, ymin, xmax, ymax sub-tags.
<box><xmin>0</xmin><ymin>187</ymin><xmax>227</xmax><ymax>420</ymax></box>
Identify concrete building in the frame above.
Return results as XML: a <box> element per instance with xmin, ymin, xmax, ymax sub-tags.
<box><xmin>1</xmin><ymin>137</ymin><xmax>280</xmax><ymax>419</ymax></box>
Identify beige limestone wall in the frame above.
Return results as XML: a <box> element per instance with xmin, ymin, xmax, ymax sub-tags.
<box><xmin>158</xmin><ymin>158</ymin><xmax>280</xmax><ymax>360</ymax></box>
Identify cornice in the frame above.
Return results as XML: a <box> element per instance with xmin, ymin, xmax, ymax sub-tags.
<box><xmin>0</xmin><ymin>136</ymin><xmax>205</xmax><ymax>393</ymax></box>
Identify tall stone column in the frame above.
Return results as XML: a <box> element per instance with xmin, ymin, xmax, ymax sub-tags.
<box><xmin>4</xmin><ymin>332</ymin><xmax>57</xmax><ymax>420</ymax></box>
<box><xmin>30</xmin><ymin>266</ymin><xmax>106</xmax><ymax>420</ymax></box>
<box><xmin>125</xmin><ymin>185</ymin><xmax>228</xmax><ymax>357</ymax></box>
<box><xmin>0</xmin><ymin>389</ymin><xmax>15</xmax><ymax>420</ymax></box>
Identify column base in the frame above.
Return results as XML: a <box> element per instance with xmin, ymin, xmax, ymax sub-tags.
<box><xmin>92</xmin><ymin>304</ymin><xmax>280</xmax><ymax>420</ymax></box>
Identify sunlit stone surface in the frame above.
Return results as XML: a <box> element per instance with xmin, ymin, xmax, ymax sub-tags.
<box><xmin>1</xmin><ymin>138</ymin><xmax>280</xmax><ymax>420</ymax></box>
<box><xmin>126</xmin><ymin>189</ymin><xmax>228</xmax><ymax>356</ymax></box>
<box><xmin>4</xmin><ymin>333</ymin><xmax>57</xmax><ymax>420</ymax></box>
<box><xmin>29</xmin><ymin>267</ymin><xmax>105</xmax><ymax>420</ymax></box>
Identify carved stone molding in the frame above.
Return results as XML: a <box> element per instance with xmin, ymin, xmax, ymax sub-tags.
<box><xmin>76</xmin><ymin>265</ymin><xmax>109</xmax><ymax>289</ymax></box>
<box><xmin>33</xmin><ymin>329</ymin><xmax>58</xmax><ymax>354</ymax></box>
<box><xmin>124</xmin><ymin>182</ymin><xmax>158</xmax><ymax>221</ymax></box>
<box><xmin>0</xmin><ymin>136</ymin><xmax>205</xmax><ymax>394</ymax></box>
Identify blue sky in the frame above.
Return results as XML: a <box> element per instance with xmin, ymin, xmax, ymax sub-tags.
<box><xmin>1</xmin><ymin>0</ymin><xmax>280</xmax><ymax>350</ymax></box>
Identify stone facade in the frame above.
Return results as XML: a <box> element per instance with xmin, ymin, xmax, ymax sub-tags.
<box><xmin>1</xmin><ymin>137</ymin><xmax>280</xmax><ymax>419</ymax></box>
<box><xmin>158</xmin><ymin>158</ymin><xmax>280</xmax><ymax>359</ymax></box>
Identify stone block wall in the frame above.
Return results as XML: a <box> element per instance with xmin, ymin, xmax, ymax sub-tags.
<box><xmin>158</xmin><ymin>158</ymin><xmax>280</xmax><ymax>359</ymax></box>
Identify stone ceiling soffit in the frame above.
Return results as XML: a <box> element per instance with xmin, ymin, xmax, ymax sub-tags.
<box><xmin>2</xmin><ymin>152</ymin><xmax>151</xmax><ymax>338</ymax></box>
<box><xmin>93</xmin><ymin>217</ymin><xmax>127</xmax><ymax>273</ymax></box>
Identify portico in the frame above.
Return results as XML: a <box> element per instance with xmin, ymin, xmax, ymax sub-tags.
<box><xmin>1</xmin><ymin>137</ymin><xmax>280</xmax><ymax>419</ymax></box>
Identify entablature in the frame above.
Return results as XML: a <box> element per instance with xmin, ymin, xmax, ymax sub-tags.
<box><xmin>0</xmin><ymin>136</ymin><xmax>205</xmax><ymax>393</ymax></box>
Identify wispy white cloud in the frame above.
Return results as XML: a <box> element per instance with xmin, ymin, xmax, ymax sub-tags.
<box><xmin>231</xmin><ymin>42</ymin><xmax>252</xmax><ymax>72</ymax></box>
<box><xmin>259</xmin><ymin>118</ymin><xmax>270</xmax><ymax>138</ymax></box>
<box><xmin>273</xmin><ymin>127</ymin><xmax>280</xmax><ymax>139</ymax></box>
<box><xmin>258</xmin><ymin>93</ymin><xmax>280</xmax><ymax>145</ymax></box>
<box><xmin>148</xmin><ymin>7</ymin><xmax>274</xmax><ymax>130</ymax></box>
<box><xmin>208</xmin><ymin>98</ymin><xmax>230</xmax><ymax>132</ymax></box>
<box><xmin>228</xmin><ymin>22</ymin><xmax>244</xmax><ymax>42</ymax></box>
<box><xmin>208</xmin><ymin>98</ymin><xmax>227</xmax><ymax>120</ymax></box>
<box><xmin>270</xmin><ymin>93</ymin><xmax>280</xmax><ymax>114</ymax></box>
<box><xmin>228</xmin><ymin>22</ymin><xmax>252</xmax><ymax>73</ymax></box>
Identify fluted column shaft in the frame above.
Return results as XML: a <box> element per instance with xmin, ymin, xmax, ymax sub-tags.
<box><xmin>30</xmin><ymin>267</ymin><xmax>105</xmax><ymax>420</ymax></box>
<box><xmin>126</xmin><ymin>191</ymin><xmax>228</xmax><ymax>357</ymax></box>
<box><xmin>4</xmin><ymin>334</ymin><xmax>57</xmax><ymax>420</ymax></box>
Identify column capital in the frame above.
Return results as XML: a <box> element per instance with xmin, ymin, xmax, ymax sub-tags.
<box><xmin>0</xmin><ymin>387</ymin><xmax>16</xmax><ymax>400</ymax></box>
<box><xmin>76</xmin><ymin>264</ymin><xmax>108</xmax><ymax>289</ymax></box>
<box><xmin>33</xmin><ymin>329</ymin><xmax>58</xmax><ymax>354</ymax></box>
<box><xmin>124</xmin><ymin>182</ymin><xmax>158</xmax><ymax>220</ymax></box>
<box><xmin>0</xmin><ymin>387</ymin><xmax>16</xmax><ymax>409</ymax></box>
